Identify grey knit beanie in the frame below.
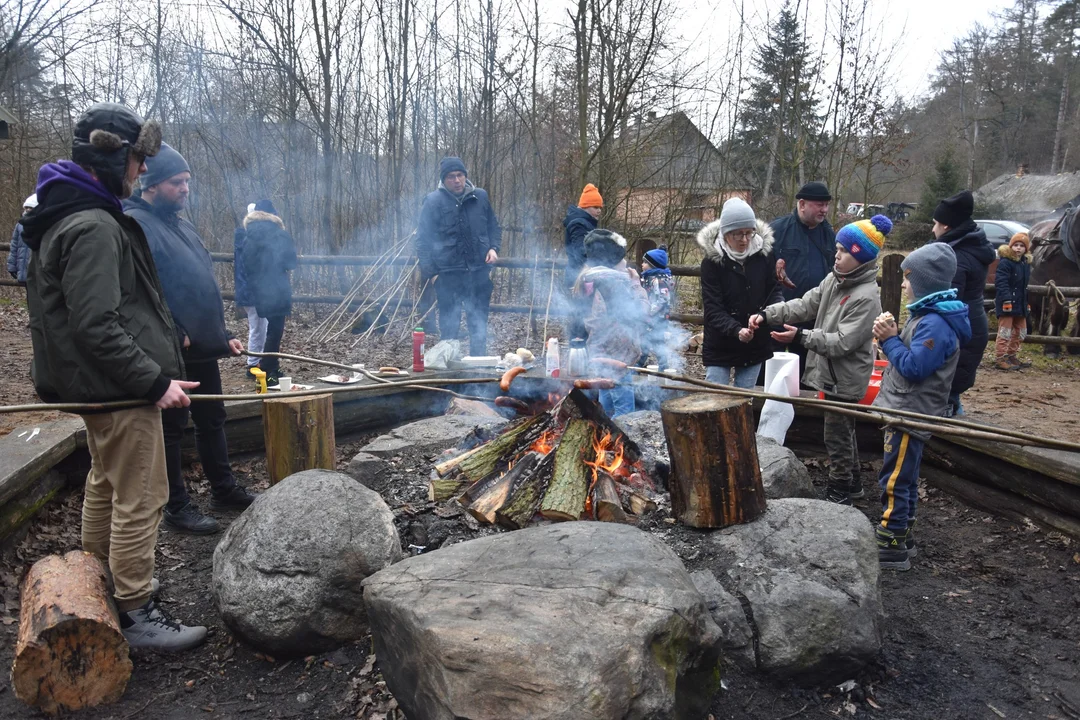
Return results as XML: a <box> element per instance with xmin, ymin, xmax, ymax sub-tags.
<box><xmin>141</xmin><ymin>142</ymin><xmax>190</xmax><ymax>189</ymax></box>
<box><xmin>719</xmin><ymin>198</ymin><xmax>757</xmax><ymax>235</ymax></box>
<box><xmin>902</xmin><ymin>243</ymin><xmax>957</xmax><ymax>300</ymax></box>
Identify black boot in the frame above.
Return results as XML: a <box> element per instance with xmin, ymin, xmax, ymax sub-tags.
<box><xmin>162</xmin><ymin>503</ymin><xmax>221</xmax><ymax>535</ymax></box>
<box><xmin>877</xmin><ymin>526</ymin><xmax>911</xmax><ymax>571</ymax></box>
<box><xmin>209</xmin><ymin>485</ymin><xmax>257</xmax><ymax>512</ymax></box>
<box><xmin>905</xmin><ymin>518</ymin><xmax>917</xmax><ymax>558</ymax></box>
<box><xmin>825</xmin><ymin>485</ymin><xmax>852</xmax><ymax>506</ymax></box>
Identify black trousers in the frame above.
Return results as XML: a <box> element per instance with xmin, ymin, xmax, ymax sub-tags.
<box><xmin>261</xmin><ymin>315</ymin><xmax>287</xmax><ymax>375</ymax></box>
<box><xmin>161</xmin><ymin>359</ymin><xmax>237</xmax><ymax>512</ymax></box>
<box><xmin>434</xmin><ymin>268</ymin><xmax>493</xmax><ymax>356</ymax></box>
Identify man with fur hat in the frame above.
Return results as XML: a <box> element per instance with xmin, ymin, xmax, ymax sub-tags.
<box><xmin>994</xmin><ymin>232</ymin><xmax>1033</xmax><ymax>370</ymax></box>
<box><xmin>7</xmin><ymin>194</ymin><xmax>36</xmax><ymax>285</ymax></box>
<box><xmin>872</xmin><ymin>243</ymin><xmax>972</xmax><ymax>570</ymax></box>
<box><xmin>563</xmin><ymin>183</ymin><xmax>602</xmax><ymax>338</ymax></box>
<box><xmin>750</xmin><ymin>215</ymin><xmax>891</xmax><ymax>504</ymax></box>
<box><xmin>125</xmin><ymin>143</ymin><xmax>257</xmax><ymax>536</ymax></box>
<box><xmin>769</xmin><ymin>181</ymin><xmax>837</xmax><ymax>374</ymax></box>
<box><xmin>415</xmin><ymin>156</ymin><xmax>502</xmax><ymax>355</ymax></box>
<box><xmin>20</xmin><ymin>102</ymin><xmax>207</xmax><ymax>651</ymax></box>
<box><xmin>929</xmin><ymin>190</ymin><xmax>994</xmax><ymax>416</ymax></box>
<box><xmin>576</xmin><ymin>228</ymin><xmax>649</xmax><ymax>417</ymax></box>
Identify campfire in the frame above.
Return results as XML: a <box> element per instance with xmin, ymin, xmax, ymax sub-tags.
<box><xmin>429</xmin><ymin>389</ymin><xmax>659</xmax><ymax>528</ymax></box>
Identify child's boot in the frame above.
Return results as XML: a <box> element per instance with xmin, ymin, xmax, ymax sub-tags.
<box><xmin>1008</xmin><ymin>354</ymin><xmax>1031</xmax><ymax>369</ymax></box>
<box><xmin>904</xmin><ymin>518</ymin><xmax>917</xmax><ymax>558</ymax></box>
<box><xmin>995</xmin><ymin>355</ymin><xmax>1019</xmax><ymax>370</ymax></box>
<box><xmin>876</xmin><ymin>526</ymin><xmax>911</xmax><ymax>571</ymax></box>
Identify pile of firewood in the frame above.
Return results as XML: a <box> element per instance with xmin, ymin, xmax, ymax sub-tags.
<box><xmin>429</xmin><ymin>389</ymin><xmax>659</xmax><ymax>528</ymax></box>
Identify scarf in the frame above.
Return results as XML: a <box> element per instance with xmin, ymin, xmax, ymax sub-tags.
<box><xmin>714</xmin><ymin>233</ymin><xmax>764</xmax><ymax>264</ymax></box>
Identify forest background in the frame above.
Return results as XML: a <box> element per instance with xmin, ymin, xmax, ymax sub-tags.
<box><xmin>0</xmin><ymin>0</ymin><xmax>1074</xmax><ymax>284</ymax></box>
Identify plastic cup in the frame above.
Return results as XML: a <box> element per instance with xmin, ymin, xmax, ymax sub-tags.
<box><xmin>278</xmin><ymin>376</ymin><xmax>292</xmax><ymax>391</ymax></box>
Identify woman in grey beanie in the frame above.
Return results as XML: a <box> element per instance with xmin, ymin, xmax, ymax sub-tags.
<box><xmin>695</xmin><ymin>198</ymin><xmax>784</xmax><ymax>387</ymax></box>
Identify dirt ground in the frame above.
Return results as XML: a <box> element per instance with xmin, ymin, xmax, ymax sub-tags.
<box><xmin>2</xmin><ymin>287</ymin><xmax>1080</xmax><ymax>719</ymax></box>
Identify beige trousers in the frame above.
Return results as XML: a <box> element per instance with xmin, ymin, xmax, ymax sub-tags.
<box><xmin>81</xmin><ymin>405</ymin><xmax>169</xmax><ymax>612</ymax></box>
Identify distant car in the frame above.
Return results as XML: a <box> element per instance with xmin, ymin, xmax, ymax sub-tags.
<box><xmin>975</xmin><ymin>219</ymin><xmax>1029</xmax><ymax>248</ymax></box>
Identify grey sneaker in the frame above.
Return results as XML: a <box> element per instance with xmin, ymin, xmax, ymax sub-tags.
<box><xmin>120</xmin><ymin>600</ymin><xmax>208</xmax><ymax>652</ymax></box>
<box><xmin>163</xmin><ymin>503</ymin><xmax>221</xmax><ymax>535</ymax></box>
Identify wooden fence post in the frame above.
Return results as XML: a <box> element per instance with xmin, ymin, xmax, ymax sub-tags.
<box><xmin>880</xmin><ymin>253</ymin><xmax>904</xmax><ymax>321</ymax></box>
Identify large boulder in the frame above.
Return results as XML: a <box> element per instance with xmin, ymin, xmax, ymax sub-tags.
<box><xmin>705</xmin><ymin>499</ymin><xmax>882</xmax><ymax>684</ymax></box>
<box><xmin>212</xmin><ymin>470</ymin><xmax>402</xmax><ymax>656</ymax></box>
<box><xmin>756</xmin><ymin>435</ymin><xmax>816</xmax><ymax>499</ymax></box>
<box><xmin>362</xmin><ymin>523</ymin><xmax>723</xmax><ymax>720</ymax></box>
<box><xmin>359</xmin><ymin>414</ymin><xmax>507</xmax><ymax>458</ymax></box>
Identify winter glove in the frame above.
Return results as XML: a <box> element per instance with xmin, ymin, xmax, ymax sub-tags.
<box><xmin>1002</xmin><ymin>302</ymin><xmax>1013</xmax><ymax>313</ymax></box>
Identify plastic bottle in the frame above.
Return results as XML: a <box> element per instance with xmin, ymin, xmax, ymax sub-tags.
<box><xmin>545</xmin><ymin>337</ymin><xmax>560</xmax><ymax>378</ymax></box>
<box><xmin>412</xmin><ymin>327</ymin><xmax>425</xmax><ymax>372</ymax></box>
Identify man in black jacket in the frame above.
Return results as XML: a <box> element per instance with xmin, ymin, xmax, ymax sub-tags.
<box><xmin>126</xmin><ymin>143</ymin><xmax>256</xmax><ymax>534</ymax></box>
<box><xmin>22</xmin><ymin>103</ymin><xmax>206</xmax><ymax>651</ymax></box>
<box><xmin>415</xmin><ymin>157</ymin><xmax>501</xmax><ymax>356</ymax></box>
<box><xmin>930</xmin><ymin>190</ymin><xmax>995</xmax><ymax>416</ymax></box>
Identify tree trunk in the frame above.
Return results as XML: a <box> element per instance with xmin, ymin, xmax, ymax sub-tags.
<box><xmin>540</xmin><ymin>418</ymin><xmax>593</xmax><ymax>521</ymax></box>
<box><xmin>660</xmin><ymin>394</ymin><xmax>767</xmax><ymax>528</ymax></box>
<box><xmin>13</xmin><ymin>551</ymin><xmax>132</xmax><ymax>714</ymax></box>
<box><xmin>262</xmin><ymin>394</ymin><xmax>336</xmax><ymax>485</ymax></box>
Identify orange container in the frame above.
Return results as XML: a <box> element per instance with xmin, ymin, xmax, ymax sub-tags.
<box><xmin>818</xmin><ymin>359</ymin><xmax>888</xmax><ymax>405</ymax></box>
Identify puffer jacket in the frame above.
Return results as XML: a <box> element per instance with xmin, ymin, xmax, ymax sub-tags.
<box><xmin>875</xmin><ymin>291</ymin><xmax>972</xmax><ymax>439</ymax></box>
<box><xmin>697</xmin><ymin>219</ymin><xmax>785</xmax><ymax>368</ymax></box>
<box><xmin>233</xmin><ymin>225</ymin><xmax>255</xmax><ymax>307</ymax></box>
<box><xmin>578</xmin><ymin>265</ymin><xmax>650</xmax><ymax>372</ymax></box>
<box><xmin>994</xmin><ymin>244</ymin><xmax>1031</xmax><ymax>318</ymax></box>
<box><xmin>563</xmin><ymin>206</ymin><xmax>597</xmax><ymax>287</ymax></box>
<box><xmin>7</xmin><ymin>222</ymin><xmax>30</xmax><ymax>283</ymax></box>
<box><xmin>242</xmin><ymin>210</ymin><xmax>297</xmax><ymax>318</ymax></box>
<box><xmin>763</xmin><ymin>259</ymin><xmax>882</xmax><ymax>400</ymax></box>
<box><xmin>21</xmin><ymin>163</ymin><xmax>182</xmax><ymax>404</ymax></box>
<box><xmin>933</xmin><ymin>221</ymin><xmax>994</xmax><ymax>394</ymax></box>
<box><xmin>415</xmin><ymin>181</ymin><xmax>502</xmax><ymax>276</ymax></box>
<box><xmin>769</xmin><ymin>210</ymin><xmax>836</xmax><ymax>302</ymax></box>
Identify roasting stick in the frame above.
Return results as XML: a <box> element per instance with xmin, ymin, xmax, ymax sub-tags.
<box><xmin>628</xmin><ymin>366</ymin><xmax>1080</xmax><ymax>454</ymax></box>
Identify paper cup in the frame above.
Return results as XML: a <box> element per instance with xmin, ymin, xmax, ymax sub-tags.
<box><xmin>278</xmin><ymin>376</ymin><xmax>292</xmax><ymax>391</ymax></box>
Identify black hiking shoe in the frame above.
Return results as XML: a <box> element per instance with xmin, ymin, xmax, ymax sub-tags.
<box><xmin>877</xmin><ymin>526</ymin><xmax>911</xmax><ymax>571</ymax></box>
<box><xmin>120</xmin><ymin>599</ymin><xmax>208</xmax><ymax>653</ymax></box>
<box><xmin>905</xmin><ymin>519</ymin><xmax>918</xmax><ymax>558</ymax></box>
<box><xmin>162</xmin><ymin>503</ymin><xmax>221</xmax><ymax>535</ymax></box>
<box><xmin>825</xmin><ymin>486</ymin><xmax>853</xmax><ymax>506</ymax></box>
<box><xmin>847</xmin><ymin>483</ymin><xmax>865</xmax><ymax>500</ymax></box>
<box><xmin>209</xmin><ymin>485</ymin><xmax>257</xmax><ymax>512</ymax></box>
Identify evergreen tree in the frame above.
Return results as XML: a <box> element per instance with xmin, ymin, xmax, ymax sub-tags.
<box><xmin>733</xmin><ymin>1</ymin><xmax>821</xmax><ymax>199</ymax></box>
<box><xmin>917</xmin><ymin>147</ymin><xmax>965</xmax><ymax>223</ymax></box>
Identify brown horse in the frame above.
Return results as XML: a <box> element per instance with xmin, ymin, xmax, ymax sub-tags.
<box><xmin>1028</xmin><ymin>216</ymin><xmax>1080</xmax><ymax>356</ymax></box>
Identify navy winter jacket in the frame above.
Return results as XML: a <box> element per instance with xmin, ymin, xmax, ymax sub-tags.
<box><xmin>124</xmin><ymin>195</ymin><xmax>234</xmax><ymax>362</ymax></box>
<box><xmin>994</xmin><ymin>244</ymin><xmax>1031</xmax><ymax>318</ymax></box>
<box><xmin>768</xmin><ymin>210</ymin><xmax>836</xmax><ymax>302</ymax></box>
<box><xmin>932</xmin><ymin>221</ymin><xmax>995</xmax><ymax>395</ymax></box>
<box><xmin>415</xmin><ymin>181</ymin><xmax>501</xmax><ymax>276</ymax></box>
<box><xmin>233</xmin><ymin>226</ymin><xmax>255</xmax><ymax>307</ymax></box>
<box><xmin>242</xmin><ymin>210</ymin><xmax>297</xmax><ymax>318</ymax></box>
<box><xmin>7</xmin><ymin>222</ymin><xmax>30</xmax><ymax>283</ymax></box>
<box><xmin>562</xmin><ymin>206</ymin><xmax>597</xmax><ymax>286</ymax></box>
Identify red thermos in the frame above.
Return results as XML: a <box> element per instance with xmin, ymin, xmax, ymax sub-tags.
<box><xmin>412</xmin><ymin>327</ymin><xmax>425</xmax><ymax>372</ymax></box>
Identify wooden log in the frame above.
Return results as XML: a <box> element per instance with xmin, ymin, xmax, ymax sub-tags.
<box><xmin>428</xmin><ymin>473</ymin><xmax>468</xmax><ymax>503</ymax></box>
<box><xmin>451</xmin><ymin>415</ymin><xmax>546</xmax><ymax>483</ymax></box>
<box><xmin>617</xmin><ymin>484</ymin><xmax>658</xmax><ymax>516</ymax></box>
<box><xmin>262</xmin><ymin>393</ymin><xmax>336</xmax><ymax>485</ymax></box>
<box><xmin>593</xmin><ymin>472</ymin><xmax>629</xmax><ymax>523</ymax></box>
<box><xmin>496</xmin><ymin>451</ymin><xmax>556</xmax><ymax>529</ymax></box>
<box><xmin>661</xmin><ymin>393</ymin><xmax>767</xmax><ymax>528</ymax></box>
<box><xmin>466</xmin><ymin>453</ymin><xmax>542</xmax><ymax>524</ymax></box>
<box><xmin>879</xmin><ymin>253</ymin><xmax>904</xmax><ymax>322</ymax></box>
<box><xmin>12</xmin><ymin>551</ymin><xmax>132</xmax><ymax>714</ymax></box>
<box><xmin>540</xmin><ymin>419</ymin><xmax>594</xmax><ymax>521</ymax></box>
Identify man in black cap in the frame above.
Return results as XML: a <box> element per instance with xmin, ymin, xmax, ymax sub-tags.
<box><xmin>415</xmin><ymin>156</ymin><xmax>502</xmax><ymax>355</ymax></box>
<box><xmin>769</xmin><ymin>181</ymin><xmax>837</xmax><ymax>374</ymax></box>
<box><xmin>930</xmin><ymin>190</ymin><xmax>995</xmax><ymax>416</ymax></box>
<box><xmin>21</xmin><ymin>103</ymin><xmax>207</xmax><ymax>651</ymax></box>
<box><xmin>125</xmin><ymin>143</ymin><xmax>257</xmax><ymax>535</ymax></box>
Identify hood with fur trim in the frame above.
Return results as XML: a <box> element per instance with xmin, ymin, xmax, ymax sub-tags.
<box><xmin>696</xmin><ymin>218</ymin><xmax>775</xmax><ymax>261</ymax></box>
<box><xmin>997</xmin><ymin>243</ymin><xmax>1031</xmax><ymax>263</ymax></box>
<box><xmin>243</xmin><ymin>210</ymin><xmax>285</xmax><ymax>230</ymax></box>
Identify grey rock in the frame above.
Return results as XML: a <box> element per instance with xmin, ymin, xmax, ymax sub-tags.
<box><xmin>363</xmin><ymin>523</ymin><xmax>722</xmax><ymax>720</ymax></box>
<box><xmin>690</xmin><ymin>570</ymin><xmax>755</xmax><ymax>668</ymax></box>
<box><xmin>706</xmin><ymin>498</ymin><xmax>882</xmax><ymax>684</ymax></box>
<box><xmin>212</xmin><ymin>470</ymin><xmax>403</xmax><ymax>656</ymax></box>
<box><xmin>756</xmin><ymin>435</ymin><xmax>817</xmax><ymax>499</ymax></box>
<box><xmin>615</xmin><ymin>410</ymin><xmax>669</xmax><ymax>486</ymax></box>
<box><xmin>359</xmin><ymin>414</ymin><xmax>507</xmax><ymax>458</ymax></box>
<box><xmin>345</xmin><ymin>451</ymin><xmax>390</xmax><ymax>489</ymax></box>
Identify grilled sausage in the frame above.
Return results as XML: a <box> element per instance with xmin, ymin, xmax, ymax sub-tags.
<box><xmin>775</xmin><ymin>258</ymin><xmax>796</xmax><ymax>289</ymax></box>
<box><xmin>573</xmin><ymin>378</ymin><xmax>616</xmax><ymax>390</ymax></box>
<box><xmin>494</xmin><ymin>396</ymin><xmax>532</xmax><ymax>414</ymax></box>
<box><xmin>499</xmin><ymin>366</ymin><xmax>528</xmax><ymax>392</ymax></box>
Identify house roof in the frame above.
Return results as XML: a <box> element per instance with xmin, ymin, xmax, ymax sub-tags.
<box><xmin>614</xmin><ymin>111</ymin><xmax>750</xmax><ymax>192</ymax></box>
<box><xmin>975</xmin><ymin>172</ymin><xmax>1080</xmax><ymax>221</ymax></box>
<box><xmin>0</xmin><ymin>106</ymin><xmax>17</xmax><ymax>124</ymax></box>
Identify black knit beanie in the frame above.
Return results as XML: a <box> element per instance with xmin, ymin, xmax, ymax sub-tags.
<box><xmin>933</xmin><ymin>191</ymin><xmax>974</xmax><ymax>228</ymax></box>
<box><xmin>254</xmin><ymin>199</ymin><xmax>277</xmax><ymax>215</ymax></box>
<box><xmin>439</xmin><ymin>157</ymin><xmax>467</xmax><ymax>182</ymax></box>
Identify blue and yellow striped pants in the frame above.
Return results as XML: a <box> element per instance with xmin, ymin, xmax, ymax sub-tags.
<box><xmin>878</xmin><ymin>429</ymin><xmax>925</xmax><ymax>534</ymax></box>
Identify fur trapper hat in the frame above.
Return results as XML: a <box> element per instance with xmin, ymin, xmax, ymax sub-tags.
<box><xmin>71</xmin><ymin>103</ymin><xmax>161</xmax><ymax>197</ymax></box>
<box><xmin>584</xmin><ymin>228</ymin><xmax>628</xmax><ymax>268</ymax></box>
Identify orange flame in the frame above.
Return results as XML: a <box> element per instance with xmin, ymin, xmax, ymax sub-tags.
<box><xmin>584</xmin><ymin>429</ymin><xmax>625</xmax><ymax>485</ymax></box>
<box><xmin>530</xmin><ymin>429</ymin><xmax>560</xmax><ymax>455</ymax></box>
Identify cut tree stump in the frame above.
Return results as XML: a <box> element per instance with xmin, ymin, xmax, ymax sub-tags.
<box><xmin>661</xmin><ymin>393</ymin><xmax>767</xmax><ymax>528</ymax></box>
<box><xmin>12</xmin><ymin>551</ymin><xmax>132</xmax><ymax>714</ymax></box>
<box><xmin>262</xmin><ymin>393</ymin><xmax>336</xmax><ymax>485</ymax></box>
<box><xmin>540</xmin><ymin>419</ymin><xmax>593</xmax><ymax>521</ymax></box>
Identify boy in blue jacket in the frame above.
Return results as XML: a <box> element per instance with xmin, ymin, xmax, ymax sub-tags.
<box><xmin>871</xmin><ymin>243</ymin><xmax>972</xmax><ymax>570</ymax></box>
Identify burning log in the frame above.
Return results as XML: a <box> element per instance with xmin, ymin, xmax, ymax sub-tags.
<box><xmin>429</xmin><ymin>415</ymin><xmax>548</xmax><ymax>501</ymax></box>
<box><xmin>496</xmin><ymin>452</ymin><xmax>556</xmax><ymax>529</ymax></box>
<box><xmin>617</xmin><ymin>484</ymin><xmax>658</xmax><ymax>516</ymax></box>
<box><xmin>593</xmin><ymin>472</ymin><xmax>629</xmax><ymax>523</ymax></box>
<box><xmin>12</xmin><ymin>551</ymin><xmax>132</xmax><ymax>713</ymax></box>
<box><xmin>262</xmin><ymin>394</ymin><xmax>336</xmax><ymax>485</ymax></box>
<box><xmin>540</xmin><ymin>419</ymin><xmax>593</xmax><ymax>521</ymax></box>
<box><xmin>661</xmin><ymin>394</ymin><xmax>766</xmax><ymax>528</ymax></box>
